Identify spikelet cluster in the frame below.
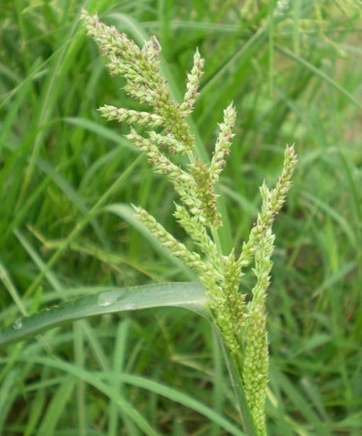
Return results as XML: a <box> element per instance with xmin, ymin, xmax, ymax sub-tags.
<box><xmin>81</xmin><ymin>10</ymin><xmax>297</xmax><ymax>435</ymax></box>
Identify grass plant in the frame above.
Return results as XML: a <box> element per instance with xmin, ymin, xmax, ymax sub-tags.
<box><xmin>1</xmin><ymin>1</ymin><xmax>362</xmax><ymax>435</ymax></box>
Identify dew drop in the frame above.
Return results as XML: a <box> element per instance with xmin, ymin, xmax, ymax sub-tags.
<box><xmin>97</xmin><ymin>292</ymin><xmax>137</xmax><ymax>311</ymax></box>
<box><xmin>98</xmin><ymin>298</ymin><xmax>112</xmax><ymax>307</ymax></box>
<box><xmin>97</xmin><ymin>293</ymin><xmax>117</xmax><ymax>307</ymax></box>
<box><xmin>123</xmin><ymin>302</ymin><xmax>136</xmax><ymax>311</ymax></box>
<box><xmin>13</xmin><ymin>318</ymin><xmax>23</xmax><ymax>330</ymax></box>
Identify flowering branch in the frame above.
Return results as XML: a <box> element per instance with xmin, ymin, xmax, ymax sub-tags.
<box><xmin>81</xmin><ymin>10</ymin><xmax>297</xmax><ymax>435</ymax></box>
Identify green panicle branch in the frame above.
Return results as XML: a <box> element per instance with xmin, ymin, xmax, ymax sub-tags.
<box><xmin>81</xmin><ymin>9</ymin><xmax>297</xmax><ymax>435</ymax></box>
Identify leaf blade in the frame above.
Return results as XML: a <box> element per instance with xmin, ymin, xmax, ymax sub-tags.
<box><xmin>0</xmin><ymin>282</ymin><xmax>208</xmax><ymax>346</ymax></box>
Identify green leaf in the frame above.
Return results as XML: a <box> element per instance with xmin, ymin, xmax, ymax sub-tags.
<box><xmin>19</xmin><ymin>355</ymin><xmax>247</xmax><ymax>436</ymax></box>
<box><xmin>0</xmin><ymin>282</ymin><xmax>208</xmax><ymax>346</ymax></box>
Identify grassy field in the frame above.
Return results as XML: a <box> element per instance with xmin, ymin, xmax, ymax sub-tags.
<box><xmin>1</xmin><ymin>1</ymin><xmax>362</xmax><ymax>435</ymax></box>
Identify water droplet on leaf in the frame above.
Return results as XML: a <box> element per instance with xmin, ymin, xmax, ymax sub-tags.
<box><xmin>97</xmin><ymin>293</ymin><xmax>117</xmax><ymax>307</ymax></box>
<box><xmin>13</xmin><ymin>319</ymin><xmax>23</xmax><ymax>330</ymax></box>
<box><xmin>123</xmin><ymin>302</ymin><xmax>136</xmax><ymax>311</ymax></box>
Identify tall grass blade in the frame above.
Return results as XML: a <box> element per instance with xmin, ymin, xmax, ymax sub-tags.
<box><xmin>0</xmin><ymin>282</ymin><xmax>207</xmax><ymax>346</ymax></box>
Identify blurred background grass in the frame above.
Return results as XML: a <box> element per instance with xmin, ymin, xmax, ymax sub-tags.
<box><xmin>1</xmin><ymin>0</ymin><xmax>362</xmax><ymax>435</ymax></box>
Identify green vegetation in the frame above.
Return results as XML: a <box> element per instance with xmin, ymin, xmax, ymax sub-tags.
<box><xmin>1</xmin><ymin>1</ymin><xmax>361</xmax><ymax>435</ymax></box>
